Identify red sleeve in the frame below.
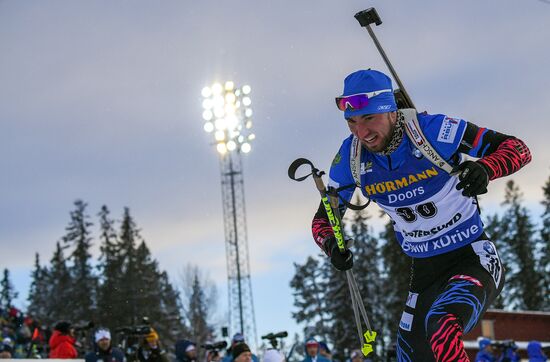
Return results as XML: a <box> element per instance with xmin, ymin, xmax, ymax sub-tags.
<box><xmin>458</xmin><ymin>122</ymin><xmax>531</xmax><ymax>180</ymax></box>
<box><xmin>477</xmin><ymin>138</ymin><xmax>532</xmax><ymax>180</ymax></box>
<box><xmin>312</xmin><ymin>201</ymin><xmax>334</xmax><ymax>254</ymax></box>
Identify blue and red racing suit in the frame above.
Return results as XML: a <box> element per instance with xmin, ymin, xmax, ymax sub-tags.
<box><xmin>311</xmin><ymin>111</ymin><xmax>531</xmax><ymax>362</ymax></box>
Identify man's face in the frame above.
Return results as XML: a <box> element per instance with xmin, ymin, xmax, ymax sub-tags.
<box><xmin>147</xmin><ymin>339</ymin><xmax>158</xmax><ymax>349</ymax></box>
<box><xmin>186</xmin><ymin>349</ymin><xmax>197</xmax><ymax>360</ymax></box>
<box><xmin>97</xmin><ymin>338</ymin><xmax>111</xmax><ymax>351</ymax></box>
<box><xmin>235</xmin><ymin>351</ymin><xmax>252</xmax><ymax>362</ymax></box>
<box><xmin>347</xmin><ymin>112</ymin><xmax>396</xmax><ymax>152</ymax></box>
<box><xmin>207</xmin><ymin>351</ymin><xmax>220</xmax><ymax>362</ymax></box>
<box><xmin>306</xmin><ymin>345</ymin><xmax>318</xmax><ymax>357</ymax></box>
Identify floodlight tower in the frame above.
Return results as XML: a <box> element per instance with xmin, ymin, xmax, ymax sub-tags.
<box><xmin>201</xmin><ymin>81</ymin><xmax>257</xmax><ymax>344</ymax></box>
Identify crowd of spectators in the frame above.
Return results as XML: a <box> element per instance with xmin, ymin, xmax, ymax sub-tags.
<box><xmin>474</xmin><ymin>337</ymin><xmax>548</xmax><ymax>362</ymax></box>
<box><xmin>0</xmin><ymin>307</ymin><xmax>48</xmax><ymax>358</ymax></box>
<box><xmin>2</xmin><ymin>307</ymin><xmax>548</xmax><ymax>361</ymax></box>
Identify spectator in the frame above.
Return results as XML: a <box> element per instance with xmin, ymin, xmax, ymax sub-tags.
<box><xmin>207</xmin><ymin>349</ymin><xmax>222</xmax><ymax>362</ymax></box>
<box><xmin>175</xmin><ymin>340</ymin><xmax>197</xmax><ymax>362</ymax></box>
<box><xmin>475</xmin><ymin>338</ymin><xmax>496</xmax><ymax>362</ymax></box>
<box><xmin>318</xmin><ymin>342</ymin><xmax>332</xmax><ymax>362</ymax></box>
<box><xmin>350</xmin><ymin>350</ymin><xmax>368</xmax><ymax>362</ymax></box>
<box><xmin>263</xmin><ymin>349</ymin><xmax>284</xmax><ymax>362</ymax></box>
<box><xmin>135</xmin><ymin>328</ymin><xmax>168</xmax><ymax>362</ymax></box>
<box><xmin>85</xmin><ymin>328</ymin><xmax>125</xmax><ymax>362</ymax></box>
<box><xmin>223</xmin><ymin>334</ymin><xmax>258</xmax><ymax>362</ymax></box>
<box><xmin>301</xmin><ymin>338</ymin><xmax>329</xmax><ymax>362</ymax></box>
<box><xmin>233</xmin><ymin>343</ymin><xmax>253</xmax><ymax>362</ymax></box>
<box><xmin>0</xmin><ymin>338</ymin><xmax>13</xmax><ymax>359</ymax></box>
<box><xmin>499</xmin><ymin>341</ymin><xmax>520</xmax><ymax>362</ymax></box>
<box><xmin>527</xmin><ymin>341</ymin><xmax>547</xmax><ymax>362</ymax></box>
<box><xmin>49</xmin><ymin>321</ymin><xmax>78</xmax><ymax>359</ymax></box>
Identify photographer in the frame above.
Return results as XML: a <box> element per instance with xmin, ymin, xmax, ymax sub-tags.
<box><xmin>527</xmin><ymin>341</ymin><xmax>547</xmax><ymax>362</ymax></box>
<box><xmin>0</xmin><ymin>338</ymin><xmax>13</xmax><ymax>359</ymax></box>
<box><xmin>301</xmin><ymin>338</ymin><xmax>329</xmax><ymax>362</ymax></box>
<box><xmin>85</xmin><ymin>328</ymin><xmax>125</xmax><ymax>362</ymax></box>
<box><xmin>202</xmin><ymin>341</ymin><xmax>227</xmax><ymax>362</ymax></box>
<box><xmin>317</xmin><ymin>342</ymin><xmax>332</xmax><ymax>362</ymax></box>
<box><xmin>498</xmin><ymin>341</ymin><xmax>520</xmax><ymax>362</ymax></box>
<box><xmin>233</xmin><ymin>343</ymin><xmax>253</xmax><ymax>362</ymax></box>
<box><xmin>223</xmin><ymin>334</ymin><xmax>258</xmax><ymax>362</ymax></box>
<box><xmin>135</xmin><ymin>329</ymin><xmax>168</xmax><ymax>362</ymax></box>
<box><xmin>262</xmin><ymin>349</ymin><xmax>284</xmax><ymax>362</ymax></box>
<box><xmin>475</xmin><ymin>338</ymin><xmax>496</xmax><ymax>362</ymax></box>
<box><xmin>49</xmin><ymin>321</ymin><xmax>78</xmax><ymax>359</ymax></box>
<box><xmin>175</xmin><ymin>340</ymin><xmax>197</xmax><ymax>362</ymax></box>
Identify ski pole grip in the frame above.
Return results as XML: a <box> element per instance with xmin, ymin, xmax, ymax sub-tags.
<box><xmin>313</xmin><ymin>175</ymin><xmax>326</xmax><ymax>193</ymax></box>
<box><xmin>329</xmin><ymin>193</ymin><xmax>339</xmax><ymax>209</ymax></box>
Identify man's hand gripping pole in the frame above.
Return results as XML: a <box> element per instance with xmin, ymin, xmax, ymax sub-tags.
<box><xmin>288</xmin><ymin>158</ymin><xmax>377</xmax><ymax>356</ymax></box>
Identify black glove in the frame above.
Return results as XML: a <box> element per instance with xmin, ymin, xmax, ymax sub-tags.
<box><xmin>324</xmin><ymin>236</ymin><xmax>353</xmax><ymax>271</ymax></box>
<box><xmin>453</xmin><ymin>161</ymin><xmax>489</xmax><ymax>197</ymax></box>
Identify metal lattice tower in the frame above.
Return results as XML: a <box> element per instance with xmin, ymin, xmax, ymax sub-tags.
<box><xmin>201</xmin><ymin>81</ymin><xmax>257</xmax><ymax>346</ymax></box>
<box><xmin>219</xmin><ymin>151</ymin><xmax>257</xmax><ymax>344</ymax></box>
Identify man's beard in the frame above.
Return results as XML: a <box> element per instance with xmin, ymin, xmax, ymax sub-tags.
<box><xmin>362</xmin><ymin>131</ymin><xmax>393</xmax><ymax>153</ymax></box>
<box><xmin>375</xmin><ymin>114</ymin><xmax>404</xmax><ymax>155</ymax></box>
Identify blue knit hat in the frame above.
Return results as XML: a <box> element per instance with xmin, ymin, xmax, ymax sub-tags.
<box><xmin>478</xmin><ymin>337</ymin><xmax>491</xmax><ymax>349</ymax></box>
<box><xmin>340</xmin><ymin>69</ymin><xmax>397</xmax><ymax>118</ymax></box>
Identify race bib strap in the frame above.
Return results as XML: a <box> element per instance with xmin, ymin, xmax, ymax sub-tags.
<box><xmin>400</xmin><ymin>109</ymin><xmax>455</xmax><ymax>174</ymax></box>
<box><xmin>350</xmin><ymin>135</ymin><xmax>362</xmax><ymax>186</ymax></box>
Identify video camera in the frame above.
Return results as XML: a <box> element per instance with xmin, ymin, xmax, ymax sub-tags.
<box><xmin>115</xmin><ymin>319</ymin><xmax>154</xmax><ymax>360</ymax></box>
<box><xmin>115</xmin><ymin>325</ymin><xmax>152</xmax><ymax>335</ymax></box>
<box><xmin>490</xmin><ymin>340</ymin><xmax>516</xmax><ymax>350</ymax></box>
<box><xmin>73</xmin><ymin>321</ymin><xmax>95</xmax><ymax>332</ymax></box>
<box><xmin>202</xmin><ymin>341</ymin><xmax>228</xmax><ymax>351</ymax></box>
<box><xmin>261</xmin><ymin>331</ymin><xmax>288</xmax><ymax>349</ymax></box>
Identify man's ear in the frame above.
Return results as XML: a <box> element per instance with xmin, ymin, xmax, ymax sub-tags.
<box><xmin>389</xmin><ymin>111</ymin><xmax>397</xmax><ymax>124</ymax></box>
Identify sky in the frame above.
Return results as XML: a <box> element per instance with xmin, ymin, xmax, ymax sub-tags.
<box><xmin>1</xmin><ymin>0</ymin><xmax>549</xmax><ymax>351</ymax></box>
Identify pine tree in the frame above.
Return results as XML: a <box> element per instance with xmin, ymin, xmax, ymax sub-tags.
<box><xmin>483</xmin><ymin>213</ymin><xmax>507</xmax><ymax>309</ymax></box>
<box><xmin>180</xmin><ymin>265</ymin><xmax>216</xmax><ymax>353</ymax></box>
<box><xmin>0</xmin><ymin>268</ymin><xmax>18</xmax><ymax>309</ymax></box>
<box><xmin>115</xmin><ymin>207</ymin><xmax>185</xmax><ymax>345</ymax></box>
<box><xmin>45</xmin><ymin>242</ymin><xmax>73</xmax><ymax>324</ymax></box>
<box><xmin>117</xmin><ymin>207</ymin><xmax>141</xmax><ymax>326</ymax></box>
<box><xmin>27</xmin><ymin>253</ymin><xmax>49</xmax><ymax>320</ymax></box>
<box><xmin>379</xmin><ymin>214</ymin><xmax>411</xmax><ymax>346</ymax></box>
<box><xmin>539</xmin><ymin>174</ymin><xmax>550</xmax><ymax>311</ymax></box>
<box><xmin>158</xmin><ymin>271</ymin><xmax>187</xmax><ymax>347</ymax></box>
<box><xmin>322</xmin><ymin>256</ymin><xmax>355</xmax><ymax>362</ymax></box>
<box><xmin>499</xmin><ymin>180</ymin><xmax>543</xmax><ymax>310</ymax></box>
<box><xmin>188</xmin><ymin>272</ymin><xmax>214</xmax><ymax>348</ymax></box>
<box><xmin>290</xmin><ymin>256</ymin><xmax>330</xmax><ymax>341</ymax></box>
<box><xmin>62</xmin><ymin>200</ymin><xmax>97</xmax><ymax>322</ymax></box>
<box><xmin>133</xmin><ymin>241</ymin><xmax>163</xmax><ymax>323</ymax></box>
<box><xmin>97</xmin><ymin>205</ymin><xmax>124</xmax><ymax>329</ymax></box>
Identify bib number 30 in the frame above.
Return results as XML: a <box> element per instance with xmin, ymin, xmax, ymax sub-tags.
<box><xmin>396</xmin><ymin>202</ymin><xmax>437</xmax><ymax>222</ymax></box>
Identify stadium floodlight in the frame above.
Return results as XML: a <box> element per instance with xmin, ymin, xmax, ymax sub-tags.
<box><xmin>202</xmin><ymin>81</ymin><xmax>255</xmax><ymax>155</ymax></box>
<box><xmin>200</xmin><ymin>80</ymin><xmax>258</xmax><ymax>346</ymax></box>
